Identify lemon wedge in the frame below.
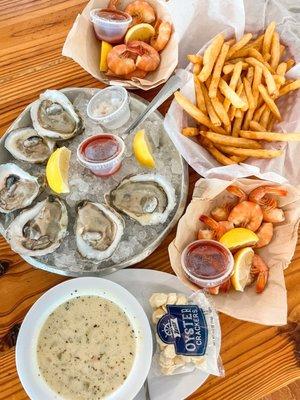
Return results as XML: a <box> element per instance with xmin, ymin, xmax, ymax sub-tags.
<box><xmin>125</xmin><ymin>23</ymin><xmax>155</xmax><ymax>43</ymax></box>
<box><xmin>133</xmin><ymin>129</ymin><xmax>156</xmax><ymax>169</ymax></box>
<box><xmin>231</xmin><ymin>247</ymin><xmax>254</xmax><ymax>291</ymax></box>
<box><xmin>219</xmin><ymin>228</ymin><xmax>259</xmax><ymax>251</ymax></box>
<box><xmin>46</xmin><ymin>147</ymin><xmax>71</xmax><ymax>194</ymax></box>
<box><xmin>100</xmin><ymin>41</ymin><xmax>113</xmax><ymax>72</ymax></box>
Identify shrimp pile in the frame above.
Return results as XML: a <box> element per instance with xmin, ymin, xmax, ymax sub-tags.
<box><xmin>197</xmin><ymin>184</ymin><xmax>287</xmax><ymax>294</ymax></box>
<box><xmin>104</xmin><ymin>0</ymin><xmax>172</xmax><ymax>79</ymax></box>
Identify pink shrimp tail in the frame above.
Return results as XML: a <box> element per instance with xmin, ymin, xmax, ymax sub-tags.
<box><xmin>199</xmin><ymin>215</ymin><xmax>219</xmax><ymax>230</ymax></box>
<box><xmin>226</xmin><ymin>185</ymin><xmax>247</xmax><ymax>202</ymax></box>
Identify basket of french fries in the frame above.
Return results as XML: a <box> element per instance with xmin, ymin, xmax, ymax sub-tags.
<box><xmin>164</xmin><ymin>22</ymin><xmax>300</xmax><ymax>183</ymax></box>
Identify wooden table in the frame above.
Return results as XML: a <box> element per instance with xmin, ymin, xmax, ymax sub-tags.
<box><xmin>0</xmin><ymin>1</ymin><xmax>299</xmax><ymax>399</ymax></box>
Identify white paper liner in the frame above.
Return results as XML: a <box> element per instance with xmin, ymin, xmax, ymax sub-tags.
<box><xmin>169</xmin><ymin>177</ymin><xmax>300</xmax><ymax>326</ymax></box>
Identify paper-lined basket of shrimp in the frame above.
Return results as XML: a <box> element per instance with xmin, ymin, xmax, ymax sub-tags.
<box><xmin>62</xmin><ymin>0</ymin><xmax>178</xmax><ymax>90</ymax></box>
<box><xmin>164</xmin><ymin>14</ymin><xmax>300</xmax><ymax>184</ymax></box>
<box><xmin>168</xmin><ymin>177</ymin><xmax>300</xmax><ymax>325</ymax></box>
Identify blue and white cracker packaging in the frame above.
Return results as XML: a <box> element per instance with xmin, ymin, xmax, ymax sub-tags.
<box><xmin>149</xmin><ymin>291</ymin><xmax>224</xmax><ymax>376</ymax></box>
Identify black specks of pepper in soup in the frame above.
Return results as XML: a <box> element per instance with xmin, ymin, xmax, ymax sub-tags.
<box><xmin>37</xmin><ymin>296</ymin><xmax>136</xmax><ymax>400</ymax></box>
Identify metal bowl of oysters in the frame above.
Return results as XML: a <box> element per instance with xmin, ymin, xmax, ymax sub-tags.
<box><xmin>0</xmin><ymin>88</ymin><xmax>188</xmax><ymax>276</ymax></box>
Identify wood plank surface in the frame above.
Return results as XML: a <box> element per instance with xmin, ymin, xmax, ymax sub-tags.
<box><xmin>0</xmin><ymin>1</ymin><xmax>299</xmax><ymax>400</ymax></box>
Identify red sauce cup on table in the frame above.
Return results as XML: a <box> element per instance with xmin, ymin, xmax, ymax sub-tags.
<box><xmin>77</xmin><ymin>133</ymin><xmax>125</xmax><ymax>177</ymax></box>
<box><xmin>90</xmin><ymin>8</ymin><xmax>132</xmax><ymax>43</ymax></box>
<box><xmin>181</xmin><ymin>240</ymin><xmax>234</xmax><ymax>289</ymax></box>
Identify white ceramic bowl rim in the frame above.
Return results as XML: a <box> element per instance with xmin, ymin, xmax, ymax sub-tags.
<box><xmin>16</xmin><ymin>277</ymin><xmax>153</xmax><ymax>400</ymax></box>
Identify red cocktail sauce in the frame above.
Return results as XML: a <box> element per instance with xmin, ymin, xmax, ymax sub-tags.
<box><xmin>181</xmin><ymin>240</ymin><xmax>234</xmax><ymax>288</ymax></box>
<box><xmin>96</xmin><ymin>9</ymin><xmax>129</xmax><ymax>22</ymax></box>
<box><xmin>82</xmin><ymin>135</ymin><xmax>120</xmax><ymax>162</ymax></box>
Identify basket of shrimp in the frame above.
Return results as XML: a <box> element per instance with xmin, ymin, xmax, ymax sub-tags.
<box><xmin>62</xmin><ymin>0</ymin><xmax>178</xmax><ymax>90</ymax></box>
<box><xmin>169</xmin><ymin>177</ymin><xmax>300</xmax><ymax>325</ymax></box>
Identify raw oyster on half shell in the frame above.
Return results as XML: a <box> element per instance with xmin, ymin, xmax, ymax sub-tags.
<box><xmin>5</xmin><ymin>127</ymin><xmax>55</xmax><ymax>163</ymax></box>
<box><xmin>107</xmin><ymin>174</ymin><xmax>176</xmax><ymax>225</ymax></box>
<box><xmin>30</xmin><ymin>90</ymin><xmax>83</xmax><ymax>140</ymax></box>
<box><xmin>76</xmin><ymin>201</ymin><xmax>124</xmax><ymax>261</ymax></box>
<box><xmin>0</xmin><ymin>163</ymin><xmax>40</xmax><ymax>213</ymax></box>
<box><xmin>6</xmin><ymin>196</ymin><xmax>68</xmax><ymax>256</ymax></box>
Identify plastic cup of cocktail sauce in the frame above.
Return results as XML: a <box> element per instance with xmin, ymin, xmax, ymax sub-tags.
<box><xmin>77</xmin><ymin>133</ymin><xmax>125</xmax><ymax>177</ymax></box>
<box><xmin>87</xmin><ymin>86</ymin><xmax>130</xmax><ymax>130</ymax></box>
<box><xmin>90</xmin><ymin>8</ymin><xmax>132</xmax><ymax>43</ymax></box>
<box><xmin>181</xmin><ymin>240</ymin><xmax>234</xmax><ymax>289</ymax></box>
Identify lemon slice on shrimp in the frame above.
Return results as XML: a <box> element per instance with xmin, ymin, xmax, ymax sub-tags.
<box><xmin>219</xmin><ymin>228</ymin><xmax>258</xmax><ymax>251</ymax></box>
<box><xmin>231</xmin><ymin>247</ymin><xmax>254</xmax><ymax>291</ymax></box>
<box><xmin>125</xmin><ymin>23</ymin><xmax>155</xmax><ymax>43</ymax></box>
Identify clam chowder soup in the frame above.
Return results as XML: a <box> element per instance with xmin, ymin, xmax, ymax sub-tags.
<box><xmin>37</xmin><ymin>295</ymin><xmax>136</xmax><ymax>400</ymax></box>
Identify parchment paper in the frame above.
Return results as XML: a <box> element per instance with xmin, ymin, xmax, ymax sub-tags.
<box><xmin>62</xmin><ymin>0</ymin><xmax>178</xmax><ymax>90</ymax></box>
<box><xmin>163</xmin><ymin>0</ymin><xmax>300</xmax><ymax>185</ymax></box>
<box><xmin>169</xmin><ymin>177</ymin><xmax>300</xmax><ymax>326</ymax></box>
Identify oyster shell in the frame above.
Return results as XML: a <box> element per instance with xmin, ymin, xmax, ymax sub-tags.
<box><xmin>107</xmin><ymin>174</ymin><xmax>176</xmax><ymax>225</ymax></box>
<box><xmin>6</xmin><ymin>196</ymin><xmax>68</xmax><ymax>256</ymax></box>
<box><xmin>5</xmin><ymin>127</ymin><xmax>55</xmax><ymax>163</ymax></box>
<box><xmin>30</xmin><ymin>90</ymin><xmax>83</xmax><ymax>140</ymax></box>
<box><xmin>76</xmin><ymin>201</ymin><xmax>124</xmax><ymax>261</ymax></box>
<box><xmin>0</xmin><ymin>163</ymin><xmax>40</xmax><ymax>213</ymax></box>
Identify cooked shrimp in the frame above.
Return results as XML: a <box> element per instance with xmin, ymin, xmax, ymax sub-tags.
<box><xmin>197</xmin><ymin>229</ymin><xmax>214</xmax><ymax>240</ymax></box>
<box><xmin>255</xmin><ymin>222</ymin><xmax>273</xmax><ymax>248</ymax></box>
<box><xmin>249</xmin><ymin>185</ymin><xmax>287</xmax><ymax>211</ymax></box>
<box><xmin>207</xmin><ymin>279</ymin><xmax>231</xmax><ymax>295</ymax></box>
<box><xmin>228</xmin><ymin>201</ymin><xmax>263</xmax><ymax>232</ymax></box>
<box><xmin>150</xmin><ymin>19</ymin><xmax>172</xmax><ymax>52</ymax></box>
<box><xmin>107</xmin><ymin>0</ymin><xmax>119</xmax><ymax>9</ymax></box>
<box><xmin>125</xmin><ymin>1</ymin><xmax>156</xmax><ymax>25</ymax></box>
<box><xmin>128</xmin><ymin>41</ymin><xmax>160</xmax><ymax>71</ymax></box>
<box><xmin>107</xmin><ymin>44</ymin><xmax>137</xmax><ymax>76</ymax></box>
<box><xmin>210</xmin><ymin>205</ymin><xmax>231</xmax><ymax>221</ymax></box>
<box><xmin>199</xmin><ymin>215</ymin><xmax>234</xmax><ymax>240</ymax></box>
<box><xmin>263</xmin><ymin>207</ymin><xmax>285</xmax><ymax>223</ymax></box>
<box><xmin>226</xmin><ymin>185</ymin><xmax>248</xmax><ymax>202</ymax></box>
<box><xmin>251</xmin><ymin>254</ymin><xmax>269</xmax><ymax>293</ymax></box>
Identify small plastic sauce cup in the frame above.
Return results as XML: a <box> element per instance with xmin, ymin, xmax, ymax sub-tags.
<box><xmin>90</xmin><ymin>8</ymin><xmax>132</xmax><ymax>43</ymax></box>
<box><xmin>181</xmin><ymin>240</ymin><xmax>234</xmax><ymax>288</ymax></box>
<box><xmin>87</xmin><ymin>86</ymin><xmax>130</xmax><ymax>130</ymax></box>
<box><xmin>77</xmin><ymin>133</ymin><xmax>125</xmax><ymax>177</ymax></box>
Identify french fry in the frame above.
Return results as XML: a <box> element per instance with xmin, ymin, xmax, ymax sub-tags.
<box><xmin>211</xmin><ymin>97</ymin><xmax>231</xmax><ymax>129</ymax></box>
<box><xmin>246</xmin><ymin>66</ymin><xmax>254</xmax><ymax>85</ymax></box>
<box><xmin>232</xmin><ymin>115</ymin><xmax>244</xmax><ymax>137</ymax></box>
<box><xmin>286</xmin><ymin>59</ymin><xmax>295</xmax><ymax>71</ymax></box>
<box><xmin>219</xmin><ymin>78</ymin><xmax>246</xmax><ymax>108</ymax></box>
<box><xmin>244</xmin><ymin>34</ymin><xmax>264</xmax><ymax>51</ymax></box>
<box><xmin>229</xmin><ymin>83</ymin><xmax>244</xmax><ymax>121</ymax></box>
<box><xmin>182</xmin><ymin>127</ymin><xmax>199</xmax><ymax>137</ymax></box>
<box><xmin>273</xmin><ymin>74</ymin><xmax>285</xmax><ymax>87</ymax></box>
<box><xmin>240</xmin><ymin>130</ymin><xmax>300</xmax><ymax>141</ymax></box>
<box><xmin>276</xmin><ymin>62</ymin><xmax>287</xmax><ymax>77</ymax></box>
<box><xmin>230</xmin><ymin>155</ymin><xmax>248</xmax><ymax>163</ymax></box>
<box><xmin>258</xmin><ymin>84</ymin><xmax>281</xmax><ymax>120</ymax></box>
<box><xmin>174</xmin><ymin>91</ymin><xmax>226</xmax><ymax>134</ymax></box>
<box><xmin>267</xmin><ymin>115</ymin><xmax>276</xmax><ymax>131</ymax></box>
<box><xmin>246</xmin><ymin>57</ymin><xmax>277</xmax><ymax>95</ymax></box>
<box><xmin>279</xmin><ymin>79</ymin><xmax>300</xmax><ymax>97</ymax></box>
<box><xmin>243</xmin><ymin>77</ymin><xmax>256</xmax><ymax>109</ymax></box>
<box><xmin>209</xmin><ymin>43</ymin><xmax>230</xmax><ymax>98</ymax></box>
<box><xmin>188</xmin><ymin>54</ymin><xmax>203</xmax><ymax>64</ymax></box>
<box><xmin>253</xmin><ymin>103</ymin><xmax>266</xmax><ymax>121</ymax></box>
<box><xmin>224</xmin><ymin>61</ymin><xmax>243</xmax><ymax>111</ymax></box>
<box><xmin>200</xmin><ymin>131</ymin><xmax>262</xmax><ymax>149</ymax></box>
<box><xmin>201</xmin><ymin>138</ymin><xmax>236</xmax><ymax>165</ymax></box>
<box><xmin>247</xmin><ymin>48</ymin><xmax>266</xmax><ymax>64</ymax></box>
<box><xmin>193</xmin><ymin>75</ymin><xmax>206</xmax><ymax>114</ymax></box>
<box><xmin>199</xmin><ymin>34</ymin><xmax>224</xmax><ymax>82</ymax></box>
<box><xmin>260</xmin><ymin>108</ymin><xmax>271</xmax><ymax>128</ymax></box>
<box><xmin>270</xmin><ymin>31</ymin><xmax>280</xmax><ymax>70</ymax></box>
<box><xmin>193</xmin><ymin>63</ymin><xmax>201</xmax><ymax>75</ymax></box>
<box><xmin>280</xmin><ymin>44</ymin><xmax>285</xmax><ymax>59</ymax></box>
<box><xmin>223</xmin><ymin>62</ymin><xmax>248</xmax><ymax>75</ymax></box>
<box><xmin>225</xmin><ymin>38</ymin><xmax>236</xmax><ymax>46</ymax></box>
<box><xmin>220</xmin><ymin>145</ymin><xmax>282</xmax><ymax>159</ymax></box>
<box><xmin>201</xmin><ymin>83</ymin><xmax>221</xmax><ymax>126</ymax></box>
<box><xmin>262</xmin><ymin>21</ymin><xmax>276</xmax><ymax>56</ymax></box>
<box><xmin>239</xmin><ymin>81</ymin><xmax>249</xmax><ymax>112</ymax></box>
<box><xmin>242</xmin><ymin>108</ymin><xmax>254</xmax><ymax>130</ymax></box>
<box><xmin>249</xmin><ymin>120</ymin><xmax>266</xmax><ymax>131</ymax></box>
<box><xmin>235</xmin><ymin>109</ymin><xmax>243</xmax><ymax>118</ymax></box>
<box><xmin>226</xmin><ymin>33</ymin><xmax>253</xmax><ymax>59</ymax></box>
<box><xmin>252</xmin><ymin>66</ymin><xmax>263</xmax><ymax>106</ymax></box>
